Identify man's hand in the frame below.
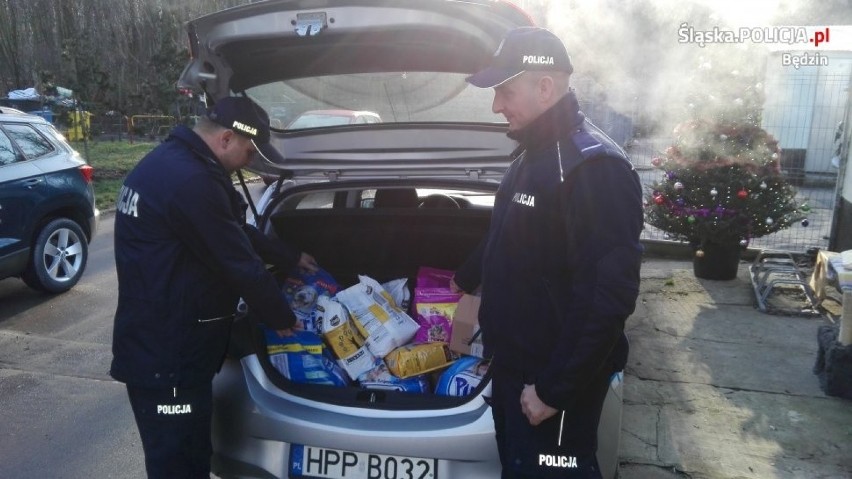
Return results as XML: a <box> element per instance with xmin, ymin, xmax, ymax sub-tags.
<box><xmin>298</xmin><ymin>253</ymin><xmax>319</xmax><ymax>274</ymax></box>
<box><xmin>449</xmin><ymin>276</ymin><xmax>463</xmax><ymax>294</ymax></box>
<box><xmin>521</xmin><ymin>384</ymin><xmax>559</xmax><ymax>426</ymax></box>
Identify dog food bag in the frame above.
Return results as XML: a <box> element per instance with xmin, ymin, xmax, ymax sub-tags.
<box><xmin>336</xmin><ymin>275</ymin><xmax>418</xmax><ymax>358</ymax></box>
<box><xmin>264</xmin><ymin>328</ymin><xmax>349</xmax><ymax>387</ymax></box>
<box><xmin>435</xmin><ymin>355</ymin><xmax>490</xmax><ymax>396</ymax></box>
<box><xmin>413</xmin><ymin>288</ymin><xmax>461</xmax><ymax>343</ymax></box>
<box><xmin>385</xmin><ymin>342</ymin><xmax>455</xmax><ymax>379</ymax></box>
<box><xmin>282</xmin><ymin>267</ymin><xmax>340</xmax><ymax>331</ymax></box>
<box><xmin>314</xmin><ymin>296</ymin><xmax>375</xmax><ymax>380</ymax></box>
<box><xmin>358</xmin><ymin>359</ymin><xmax>430</xmax><ymax>394</ymax></box>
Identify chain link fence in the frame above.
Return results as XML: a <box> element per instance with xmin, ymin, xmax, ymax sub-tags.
<box><xmin>596</xmin><ymin>64</ymin><xmax>851</xmax><ymax>254</ymax></box>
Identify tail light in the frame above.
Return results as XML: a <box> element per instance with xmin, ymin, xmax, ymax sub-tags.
<box><xmin>79</xmin><ymin>164</ymin><xmax>94</xmax><ymax>183</ymax></box>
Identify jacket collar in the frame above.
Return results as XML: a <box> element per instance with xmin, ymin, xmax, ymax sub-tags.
<box><xmin>168</xmin><ymin>125</ymin><xmax>227</xmax><ymax>174</ymax></box>
<box><xmin>508</xmin><ymin>89</ymin><xmax>585</xmax><ymax>154</ymax></box>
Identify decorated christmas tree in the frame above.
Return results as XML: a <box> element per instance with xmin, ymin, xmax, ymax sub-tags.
<box><xmin>645</xmin><ymin>119</ymin><xmax>806</xmax><ymax>252</ymax></box>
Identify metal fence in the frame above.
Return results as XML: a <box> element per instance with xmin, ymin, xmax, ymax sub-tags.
<box><xmin>627</xmin><ymin>137</ymin><xmax>836</xmax><ymax>253</ymax></box>
<box><xmin>599</xmin><ymin>65</ymin><xmax>851</xmax><ymax>254</ymax></box>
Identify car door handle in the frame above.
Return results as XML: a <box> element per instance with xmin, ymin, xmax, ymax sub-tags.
<box><xmin>22</xmin><ymin>178</ymin><xmax>42</xmax><ymax>188</ymax></box>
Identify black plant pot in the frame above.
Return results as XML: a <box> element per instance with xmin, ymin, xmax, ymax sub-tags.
<box><xmin>693</xmin><ymin>241</ymin><xmax>741</xmax><ymax>280</ymax></box>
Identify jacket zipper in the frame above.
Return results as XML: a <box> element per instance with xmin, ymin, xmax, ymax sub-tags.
<box><xmin>542</xmin><ymin>277</ymin><xmax>570</xmax><ymax>446</ymax></box>
<box><xmin>197</xmin><ymin>314</ymin><xmax>234</xmax><ymax>323</ymax></box>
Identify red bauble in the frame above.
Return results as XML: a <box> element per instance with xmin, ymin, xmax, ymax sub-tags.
<box><xmin>653</xmin><ymin>195</ymin><xmax>666</xmax><ymax>205</ymax></box>
<box><xmin>737</xmin><ymin>189</ymin><xmax>748</xmax><ymax>199</ymax></box>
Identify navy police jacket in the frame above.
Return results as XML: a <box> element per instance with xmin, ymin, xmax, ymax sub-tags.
<box><xmin>110</xmin><ymin>125</ymin><xmax>299</xmax><ymax>389</ymax></box>
<box><xmin>455</xmin><ymin>91</ymin><xmax>644</xmax><ymax>409</ymax></box>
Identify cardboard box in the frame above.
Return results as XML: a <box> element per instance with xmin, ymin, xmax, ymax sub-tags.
<box><xmin>449</xmin><ymin>294</ymin><xmax>485</xmax><ymax>358</ymax></box>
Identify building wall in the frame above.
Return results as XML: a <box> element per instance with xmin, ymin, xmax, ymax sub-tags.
<box><xmin>762</xmin><ymin>51</ymin><xmax>852</xmax><ymax>181</ymax></box>
<box><xmin>833</xmin><ymin>101</ymin><xmax>852</xmax><ymax>251</ymax></box>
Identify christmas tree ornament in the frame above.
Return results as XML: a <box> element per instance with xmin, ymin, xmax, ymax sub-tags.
<box><xmin>687</xmin><ymin>215</ymin><xmax>696</xmax><ymax>224</ymax></box>
<box><xmin>760</xmin><ymin>181</ymin><xmax>767</xmax><ymax>189</ymax></box>
<box><xmin>654</xmin><ymin>195</ymin><xmax>665</xmax><ymax>205</ymax></box>
<box><xmin>695</xmin><ymin>249</ymin><xmax>705</xmax><ymax>258</ymax></box>
<box><xmin>800</xmin><ymin>203</ymin><xmax>810</xmax><ymax>212</ymax></box>
<box><xmin>667</xmin><ymin>171</ymin><xmax>677</xmax><ymax>181</ymax></box>
<box><xmin>765</xmin><ymin>217</ymin><xmax>774</xmax><ymax>225</ymax></box>
<box><xmin>676</xmin><ymin>197</ymin><xmax>686</xmax><ymax>206</ymax></box>
<box><xmin>651</xmin><ymin>157</ymin><xmax>662</xmax><ymax>167</ymax></box>
<box><xmin>801</xmin><ymin>219</ymin><xmax>810</xmax><ymax>227</ymax></box>
<box><xmin>710</xmin><ymin>188</ymin><xmax>718</xmax><ymax>197</ymax></box>
<box><xmin>737</xmin><ymin>188</ymin><xmax>748</xmax><ymax>199</ymax></box>
<box><xmin>674</xmin><ymin>181</ymin><xmax>684</xmax><ymax>190</ymax></box>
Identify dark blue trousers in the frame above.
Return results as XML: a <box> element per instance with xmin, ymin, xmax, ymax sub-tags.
<box><xmin>490</xmin><ymin>368</ymin><xmax>611</xmax><ymax>478</ymax></box>
<box><xmin>126</xmin><ymin>384</ymin><xmax>213</xmax><ymax>479</ymax></box>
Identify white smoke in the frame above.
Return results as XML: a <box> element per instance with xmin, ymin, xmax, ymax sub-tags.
<box><xmin>525</xmin><ymin>0</ymin><xmax>852</xmax><ymax>134</ymax></box>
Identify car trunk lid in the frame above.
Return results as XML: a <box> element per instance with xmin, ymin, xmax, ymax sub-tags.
<box><xmin>178</xmin><ymin>0</ymin><xmax>532</xmax><ymax>180</ymax></box>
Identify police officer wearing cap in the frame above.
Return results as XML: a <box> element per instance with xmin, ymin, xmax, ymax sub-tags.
<box><xmin>111</xmin><ymin>96</ymin><xmax>318</xmax><ymax>478</ymax></box>
<box><xmin>451</xmin><ymin>27</ymin><xmax>644</xmax><ymax>478</ymax></box>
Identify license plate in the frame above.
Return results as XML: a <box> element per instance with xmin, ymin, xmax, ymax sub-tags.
<box><xmin>289</xmin><ymin>444</ymin><xmax>438</xmax><ymax>479</ymax></box>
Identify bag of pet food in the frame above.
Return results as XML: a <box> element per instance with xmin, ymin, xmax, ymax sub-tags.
<box><xmin>413</xmin><ymin>288</ymin><xmax>461</xmax><ymax>343</ymax></box>
<box><xmin>282</xmin><ymin>267</ymin><xmax>340</xmax><ymax>332</ymax></box>
<box><xmin>435</xmin><ymin>355</ymin><xmax>490</xmax><ymax>396</ymax></box>
<box><xmin>358</xmin><ymin>359</ymin><xmax>430</xmax><ymax>393</ymax></box>
<box><xmin>385</xmin><ymin>342</ymin><xmax>455</xmax><ymax>379</ymax></box>
<box><xmin>336</xmin><ymin>275</ymin><xmax>419</xmax><ymax>358</ymax></box>
<box><xmin>381</xmin><ymin>278</ymin><xmax>411</xmax><ymax>311</ymax></box>
<box><xmin>264</xmin><ymin>328</ymin><xmax>349</xmax><ymax>387</ymax></box>
<box><xmin>314</xmin><ymin>296</ymin><xmax>375</xmax><ymax>381</ymax></box>
<box><xmin>416</xmin><ymin>266</ymin><xmax>455</xmax><ymax>288</ymax></box>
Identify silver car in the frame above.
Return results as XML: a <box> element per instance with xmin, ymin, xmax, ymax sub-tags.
<box><xmin>179</xmin><ymin>1</ymin><xmax>623</xmax><ymax>478</ymax></box>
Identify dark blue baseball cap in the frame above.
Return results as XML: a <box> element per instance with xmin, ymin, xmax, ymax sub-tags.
<box><xmin>207</xmin><ymin>96</ymin><xmax>285</xmax><ymax>164</ymax></box>
<box><xmin>466</xmin><ymin>27</ymin><xmax>573</xmax><ymax>88</ymax></box>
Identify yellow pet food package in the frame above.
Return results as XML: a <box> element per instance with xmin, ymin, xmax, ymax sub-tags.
<box><xmin>385</xmin><ymin>342</ymin><xmax>456</xmax><ymax>379</ymax></box>
<box><xmin>315</xmin><ymin>296</ymin><xmax>374</xmax><ymax>380</ymax></box>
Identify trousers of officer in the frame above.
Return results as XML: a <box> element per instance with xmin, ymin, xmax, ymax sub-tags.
<box><xmin>126</xmin><ymin>383</ymin><xmax>213</xmax><ymax>479</ymax></box>
<box><xmin>490</xmin><ymin>366</ymin><xmax>611</xmax><ymax>479</ymax></box>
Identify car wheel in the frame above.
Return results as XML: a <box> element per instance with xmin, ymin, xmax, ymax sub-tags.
<box><xmin>22</xmin><ymin>218</ymin><xmax>89</xmax><ymax>293</ymax></box>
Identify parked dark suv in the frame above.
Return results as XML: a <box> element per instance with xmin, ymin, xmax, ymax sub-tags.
<box><xmin>0</xmin><ymin>107</ymin><xmax>98</xmax><ymax>293</ymax></box>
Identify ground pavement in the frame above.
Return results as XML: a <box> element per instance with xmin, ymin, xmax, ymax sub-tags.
<box><xmin>619</xmin><ymin>257</ymin><xmax>852</xmax><ymax>478</ymax></box>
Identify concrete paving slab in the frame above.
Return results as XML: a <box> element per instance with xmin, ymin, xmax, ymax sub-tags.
<box><xmin>618</xmin><ymin>463</ymin><xmax>685</xmax><ymax>478</ymax></box>
<box><xmin>620</xmin><ymin>258</ymin><xmax>852</xmax><ymax>479</ymax></box>
<box><xmin>626</xmin><ymin>307</ymin><xmax>825</xmax><ymax>397</ymax></box>
<box><xmin>623</xmin><ymin>377</ymin><xmax>852</xmax><ymax>478</ymax></box>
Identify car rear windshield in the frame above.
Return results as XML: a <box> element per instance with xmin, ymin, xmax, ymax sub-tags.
<box><xmin>247</xmin><ymin>72</ymin><xmax>502</xmax><ymax>130</ymax></box>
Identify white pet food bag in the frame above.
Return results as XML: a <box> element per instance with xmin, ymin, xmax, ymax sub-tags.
<box><xmin>336</xmin><ymin>275</ymin><xmax>419</xmax><ymax>358</ymax></box>
<box><xmin>381</xmin><ymin>278</ymin><xmax>411</xmax><ymax>310</ymax></box>
<box><xmin>314</xmin><ymin>296</ymin><xmax>375</xmax><ymax>380</ymax></box>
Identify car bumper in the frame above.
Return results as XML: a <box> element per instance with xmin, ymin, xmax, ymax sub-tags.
<box><xmin>88</xmin><ymin>208</ymin><xmax>99</xmax><ymax>240</ymax></box>
<box><xmin>211</xmin><ymin>356</ymin><xmax>624</xmax><ymax>479</ymax></box>
<box><xmin>212</xmin><ymin>356</ymin><xmax>501</xmax><ymax>479</ymax></box>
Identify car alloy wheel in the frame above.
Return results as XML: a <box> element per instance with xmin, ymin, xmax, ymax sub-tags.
<box><xmin>22</xmin><ymin>218</ymin><xmax>88</xmax><ymax>293</ymax></box>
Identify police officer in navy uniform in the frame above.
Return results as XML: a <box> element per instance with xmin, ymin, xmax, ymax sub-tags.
<box><xmin>451</xmin><ymin>27</ymin><xmax>644</xmax><ymax>478</ymax></box>
<box><xmin>111</xmin><ymin>96</ymin><xmax>317</xmax><ymax>478</ymax></box>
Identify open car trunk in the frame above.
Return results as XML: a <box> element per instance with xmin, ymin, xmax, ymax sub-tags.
<box><xmin>271</xmin><ymin>208</ymin><xmax>489</xmax><ymax>285</ymax></box>
<box><xmin>241</xmin><ymin>196</ymin><xmax>493</xmax><ymax>410</ymax></box>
